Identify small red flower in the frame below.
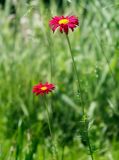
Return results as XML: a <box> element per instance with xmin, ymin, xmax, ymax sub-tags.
<box><xmin>32</xmin><ymin>82</ymin><xmax>55</xmax><ymax>96</ymax></box>
<box><xmin>49</xmin><ymin>15</ymin><xmax>79</xmax><ymax>34</ymax></box>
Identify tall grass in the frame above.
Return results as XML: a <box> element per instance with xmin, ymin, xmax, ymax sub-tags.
<box><xmin>0</xmin><ymin>0</ymin><xmax>119</xmax><ymax>159</ymax></box>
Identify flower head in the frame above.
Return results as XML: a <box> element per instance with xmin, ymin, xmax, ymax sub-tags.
<box><xmin>32</xmin><ymin>82</ymin><xmax>55</xmax><ymax>96</ymax></box>
<box><xmin>49</xmin><ymin>15</ymin><xmax>79</xmax><ymax>34</ymax></box>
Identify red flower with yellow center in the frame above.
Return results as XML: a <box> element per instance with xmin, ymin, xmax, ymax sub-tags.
<box><xmin>49</xmin><ymin>15</ymin><xmax>79</xmax><ymax>34</ymax></box>
<box><xmin>32</xmin><ymin>82</ymin><xmax>55</xmax><ymax>96</ymax></box>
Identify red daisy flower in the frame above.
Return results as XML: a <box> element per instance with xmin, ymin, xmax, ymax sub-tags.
<box><xmin>32</xmin><ymin>82</ymin><xmax>55</xmax><ymax>96</ymax></box>
<box><xmin>49</xmin><ymin>15</ymin><xmax>79</xmax><ymax>34</ymax></box>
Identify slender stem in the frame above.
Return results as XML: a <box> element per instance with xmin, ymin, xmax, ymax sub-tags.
<box><xmin>43</xmin><ymin>96</ymin><xmax>59</xmax><ymax>160</ymax></box>
<box><xmin>86</xmin><ymin>125</ymin><xmax>94</xmax><ymax>160</ymax></box>
<box><xmin>65</xmin><ymin>34</ymin><xmax>84</xmax><ymax>115</ymax></box>
<box><xmin>65</xmin><ymin>34</ymin><xmax>94</xmax><ymax>160</ymax></box>
<box><xmin>44</xmin><ymin>97</ymin><xmax>53</xmax><ymax>139</ymax></box>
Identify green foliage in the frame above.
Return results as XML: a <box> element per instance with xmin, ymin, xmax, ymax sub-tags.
<box><xmin>0</xmin><ymin>0</ymin><xmax>119</xmax><ymax>159</ymax></box>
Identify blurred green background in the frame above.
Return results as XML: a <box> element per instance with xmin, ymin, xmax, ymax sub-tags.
<box><xmin>0</xmin><ymin>0</ymin><xmax>119</xmax><ymax>159</ymax></box>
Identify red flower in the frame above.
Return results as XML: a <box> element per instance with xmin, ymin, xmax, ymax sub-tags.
<box><xmin>49</xmin><ymin>15</ymin><xmax>79</xmax><ymax>34</ymax></box>
<box><xmin>32</xmin><ymin>82</ymin><xmax>55</xmax><ymax>96</ymax></box>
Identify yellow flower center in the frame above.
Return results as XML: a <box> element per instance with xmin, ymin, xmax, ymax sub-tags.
<box><xmin>59</xmin><ymin>18</ymin><xmax>69</xmax><ymax>25</ymax></box>
<box><xmin>41</xmin><ymin>86</ymin><xmax>47</xmax><ymax>91</ymax></box>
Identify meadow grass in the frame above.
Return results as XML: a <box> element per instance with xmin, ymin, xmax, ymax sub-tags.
<box><xmin>0</xmin><ymin>0</ymin><xmax>119</xmax><ymax>159</ymax></box>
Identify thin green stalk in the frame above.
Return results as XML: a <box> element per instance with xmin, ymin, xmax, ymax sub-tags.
<box><xmin>84</xmin><ymin>117</ymin><xmax>94</xmax><ymax>160</ymax></box>
<box><xmin>65</xmin><ymin>34</ymin><xmax>84</xmax><ymax>115</ymax></box>
<box><xmin>65</xmin><ymin>34</ymin><xmax>94</xmax><ymax>160</ymax></box>
<box><xmin>43</xmin><ymin>96</ymin><xmax>59</xmax><ymax>160</ymax></box>
<box><xmin>43</xmin><ymin>96</ymin><xmax>53</xmax><ymax>139</ymax></box>
<box><xmin>87</xmin><ymin>131</ymin><xmax>94</xmax><ymax>160</ymax></box>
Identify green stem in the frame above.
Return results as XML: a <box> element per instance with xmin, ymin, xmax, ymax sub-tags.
<box><xmin>65</xmin><ymin>34</ymin><xmax>84</xmax><ymax>115</ymax></box>
<box><xmin>43</xmin><ymin>96</ymin><xmax>58</xmax><ymax>160</ymax></box>
<box><xmin>65</xmin><ymin>34</ymin><xmax>94</xmax><ymax>160</ymax></box>
<box><xmin>86</xmin><ymin>126</ymin><xmax>94</xmax><ymax>160</ymax></box>
<box><xmin>44</xmin><ymin>97</ymin><xmax>53</xmax><ymax>139</ymax></box>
